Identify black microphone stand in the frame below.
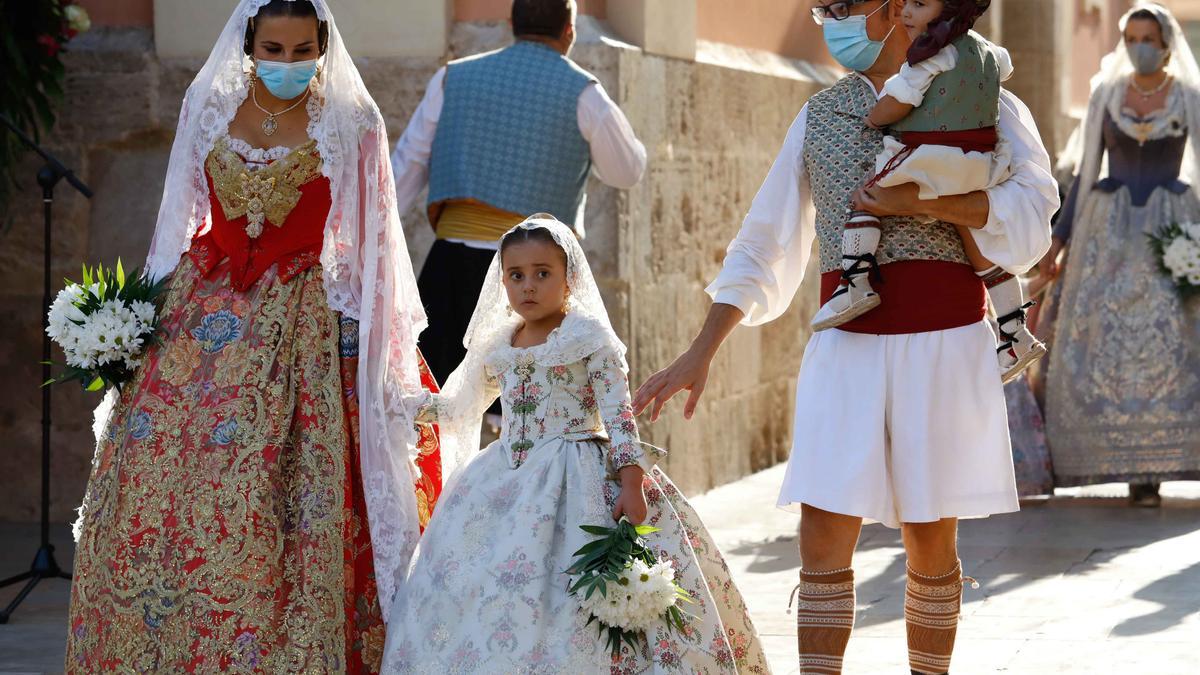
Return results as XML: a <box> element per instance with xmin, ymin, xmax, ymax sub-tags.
<box><xmin>0</xmin><ymin>114</ymin><xmax>93</xmax><ymax>624</ymax></box>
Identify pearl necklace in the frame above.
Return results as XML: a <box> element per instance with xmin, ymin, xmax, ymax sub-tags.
<box><xmin>1130</xmin><ymin>74</ymin><xmax>1171</xmax><ymax>101</ymax></box>
<box><xmin>250</xmin><ymin>80</ymin><xmax>309</xmax><ymax>136</ymax></box>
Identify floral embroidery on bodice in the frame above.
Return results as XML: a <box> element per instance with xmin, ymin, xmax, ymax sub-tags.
<box><xmin>421</xmin><ymin>313</ymin><xmax>653</xmax><ymax>472</ymax></box>
<box><xmin>492</xmin><ymin>350</ymin><xmax>605</xmax><ymax>467</ymax></box>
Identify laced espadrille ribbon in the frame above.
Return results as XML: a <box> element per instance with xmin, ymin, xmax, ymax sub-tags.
<box><xmin>995</xmin><ymin>300</ymin><xmax>1037</xmax><ymax>354</ymax></box>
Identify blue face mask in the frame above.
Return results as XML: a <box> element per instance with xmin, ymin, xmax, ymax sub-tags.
<box><xmin>1127</xmin><ymin>42</ymin><xmax>1167</xmax><ymax>76</ymax></box>
<box><xmin>822</xmin><ymin>1</ymin><xmax>896</xmax><ymax>72</ymax></box>
<box><xmin>256</xmin><ymin>58</ymin><xmax>318</xmax><ymax>100</ymax></box>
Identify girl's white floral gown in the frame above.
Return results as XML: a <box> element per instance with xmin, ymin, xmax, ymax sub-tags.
<box><xmin>381</xmin><ymin>221</ymin><xmax>769</xmax><ymax>675</ymax></box>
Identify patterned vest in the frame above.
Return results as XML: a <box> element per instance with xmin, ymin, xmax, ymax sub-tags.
<box><xmin>893</xmin><ymin>31</ymin><xmax>1001</xmax><ymax>133</ymax></box>
<box><xmin>428</xmin><ymin>41</ymin><xmax>596</xmax><ymax>233</ymax></box>
<box><xmin>804</xmin><ymin>75</ymin><xmax>970</xmax><ymax>274</ymax></box>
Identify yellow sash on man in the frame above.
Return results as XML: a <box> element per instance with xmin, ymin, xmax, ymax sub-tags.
<box><xmin>432</xmin><ymin>200</ymin><xmax>526</xmax><ymax>242</ymax></box>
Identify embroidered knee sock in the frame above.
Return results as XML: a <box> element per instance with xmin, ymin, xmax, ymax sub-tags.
<box><xmin>790</xmin><ymin>567</ymin><xmax>855</xmax><ymax>674</ymax></box>
<box><xmin>977</xmin><ymin>265</ymin><xmax>1024</xmax><ymax>320</ymax></box>
<box><xmin>905</xmin><ymin>562</ymin><xmax>964</xmax><ymax>675</ymax></box>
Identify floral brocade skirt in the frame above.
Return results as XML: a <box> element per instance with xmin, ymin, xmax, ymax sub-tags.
<box><xmin>65</xmin><ymin>258</ymin><xmax>442</xmax><ymax>674</ymax></box>
<box><xmin>1045</xmin><ymin>186</ymin><xmax>1200</xmax><ymax>485</ymax></box>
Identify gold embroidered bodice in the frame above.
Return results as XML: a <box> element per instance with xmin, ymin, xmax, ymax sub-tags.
<box><xmin>205</xmin><ymin>137</ymin><xmax>323</xmax><ymax>238</ymax></box>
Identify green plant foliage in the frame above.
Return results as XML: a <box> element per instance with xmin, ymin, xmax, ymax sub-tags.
<box><xmin>0</xmin><ymin>1</ymin><xmax>87</xmax><ymax>210</ymax></box>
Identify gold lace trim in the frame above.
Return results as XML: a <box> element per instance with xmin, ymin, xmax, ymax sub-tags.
<box><xmin>205</xmin><ymin>137</ymin><xmax>323</xmax><ymax>238</ymax></box>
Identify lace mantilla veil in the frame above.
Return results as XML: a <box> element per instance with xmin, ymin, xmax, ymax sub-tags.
<box><xmin>430</xmin><ymin>216</ymin><xmax>627</xmax><ymax>486</ymax></box>
<box><xmin>135</xmin><ymin>0</ymin><xmax>427</xmax><ymax>619</ymax></box>
<box><xmin>1058</xmin><ymin>2</ymin><xmax>1200</xmax><ymax>208</ymax></box>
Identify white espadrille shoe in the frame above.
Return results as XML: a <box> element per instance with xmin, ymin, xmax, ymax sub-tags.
<box><xmin>812</xmin><ymin>253</ymin><xmax>882</xmax><ymax>332</ymax></box>
<box><xmin>997</xmin><ymin>302</ymin><xmax>1047</xmax><ymax>384</ymax></box>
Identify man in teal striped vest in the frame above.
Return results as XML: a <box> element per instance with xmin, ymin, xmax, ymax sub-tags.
<box><xmin>393</xmin><ymin>0</ymin><xmax>645</xmax><ymax>402</ymax></box>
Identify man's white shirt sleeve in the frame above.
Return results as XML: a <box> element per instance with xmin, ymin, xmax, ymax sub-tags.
<box><xmin>974</xmin><ymin>90</ymin><xmax>1059</xmax><ymax>274</ymax></box>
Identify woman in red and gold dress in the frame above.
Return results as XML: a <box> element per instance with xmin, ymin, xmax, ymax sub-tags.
<box><xmin>64</xmin><ymin>1</ymin><xmax>440</xmax><ymax>672</ymax></box>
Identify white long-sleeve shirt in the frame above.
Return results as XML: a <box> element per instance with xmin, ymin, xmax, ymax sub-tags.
<box><xmin>706</xmin><ymin>76</ymin><xmax>1060</xmax><ymax>327</ymax></box>
<box><xmin>391</xmin><ymin>65</ymin><xmax>647</xmax><ymax>245</ymax></box>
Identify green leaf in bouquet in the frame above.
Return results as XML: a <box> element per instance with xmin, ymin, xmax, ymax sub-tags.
<box><xmin>85</xmin><ymin>376</ymin><xmax>105</xmax><ymax>392</ymax></box>
<box><xmin>570</xmin><ymin>539</ymin><xmax>610</xmax><ymax>558</ymax></box>
<box><xmin>116</xmin><ymin>258</ymin><xmax>126</xmax><ymax>288</ymax></box>
<box><xmin>607</xmin><ymin>626</ymin><xmax>624</xmax><ymax>657</ymax></box>
<box><xmin>579</xmin><ymin>524</ymin><xmax>615</xmax><ymax>536</ymax></box>
<box><xmin>633</xmin><ymin>525</ymin><xmax>661</xmax><ymax>536</ymax></box>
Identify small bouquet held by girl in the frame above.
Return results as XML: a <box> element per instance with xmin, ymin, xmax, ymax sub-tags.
<box><xmin>566</xmin><ymin>516</ymin><xmax>691</xmax><ymax>656</ymax></box>
<box><xmin>381</xmin><ymin>216</ymin><xmax>767</xmax><ymax>674</ymax></box>
<box><xmin>814</xmin><ymin>0</ymin><xmax>1047</xmax><ymax>384</ymax></box>
<box><xmin>45</xmin><ymin>261</ymin><xmax>166</xmax><ymax>391</ymax></box>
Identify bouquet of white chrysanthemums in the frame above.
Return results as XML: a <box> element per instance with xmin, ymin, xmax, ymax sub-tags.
<box><xmin>45</xmin><ymin>261</ymin><xmax>166</xmax><ymax>391</ymax></box>
<box><xmin>567</xmin><ymin>518</ymin><xmax>691</xmax><ymax>656</ymax></box>
<box><xmin>1150</xmin><ymin>222</ymin><xmax>1200</xmax><ymax>297</ymax></box>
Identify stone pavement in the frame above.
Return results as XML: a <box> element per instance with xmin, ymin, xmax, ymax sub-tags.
<box><xmin>693</xmin><ymin>465</ymin><xmax>1200</xmax><ymax>674</ymax></box>
<box><xmin>1</xmin><ymin>466</ymin><xmax>1198</xmax><ymax>674</ymax></box>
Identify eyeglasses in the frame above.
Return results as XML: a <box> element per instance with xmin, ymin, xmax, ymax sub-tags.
<box><xmin>810</xmin><ymin>0</ymin><xmax>870</xmax><ymax>25</ymax></box>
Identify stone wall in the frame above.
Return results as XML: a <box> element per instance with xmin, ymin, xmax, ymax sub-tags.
<box><xmin>0</xmin><ymin>18</ymin><xmax>828</xmax><ymax>522</ymax></box>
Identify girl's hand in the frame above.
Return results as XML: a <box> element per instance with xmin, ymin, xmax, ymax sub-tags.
<box><xmin>612</xmin><ymin>465</ymin><xmax>648</xmax><ymax>524</ymax></box>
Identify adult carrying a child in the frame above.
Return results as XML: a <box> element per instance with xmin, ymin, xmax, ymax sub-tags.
<box><xmin>634</xmin><ymin>1</ymin><xmax>1058</xmax><ymax>672</ymax></box>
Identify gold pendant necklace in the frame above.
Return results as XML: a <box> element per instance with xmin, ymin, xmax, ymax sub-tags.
<box><xmin>250</xmin><ymin>81</ymin><xmax>308</xmax><ymax>137</ymax></box>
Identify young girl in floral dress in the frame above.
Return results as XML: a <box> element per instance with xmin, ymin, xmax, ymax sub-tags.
<box><xmin>381</xmin><ymin>216</ymin><xmax>769</xmax><ymax>674</ymax></box>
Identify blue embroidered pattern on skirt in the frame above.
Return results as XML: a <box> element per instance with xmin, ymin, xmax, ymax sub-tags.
<box><xmin>339</xmin><ymin>316</ymin><xmax>359</xmax><ymax>359</ymax></box>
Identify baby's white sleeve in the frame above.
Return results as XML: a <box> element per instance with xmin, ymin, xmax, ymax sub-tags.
<box><xmin>882</xmin><ymin>44</ymin><xmax>959</xmax><ymax>107</ymax></box>
<box><xmin>995</xmin><ymin>44</ymin><xmax>1014</xmax><ymax>82</ymax></box>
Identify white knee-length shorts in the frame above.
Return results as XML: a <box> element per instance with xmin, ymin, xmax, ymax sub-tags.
<box><xmin>778</xmin><ymin>320</ymin><xmax>1020</xmax><ymax>528</ymax></box>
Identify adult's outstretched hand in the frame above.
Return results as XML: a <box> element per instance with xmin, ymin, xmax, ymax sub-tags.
<box><xmin>632</xmin><ymin>302</ymin><xmax>745</xmax><ymax>422</ymax></box>
<box><xmin>632</xmin><ymin>347</ymin><xmax>712</xmax><ymax>422</ymax></box>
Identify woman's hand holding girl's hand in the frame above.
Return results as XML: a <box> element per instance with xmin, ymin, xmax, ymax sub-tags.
<box><xmin>612</xmin><ymin>465</ymin><xmax>648</xmax><ymax>525</ymax></box>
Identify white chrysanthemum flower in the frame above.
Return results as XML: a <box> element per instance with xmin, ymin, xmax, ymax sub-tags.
<box><xmin>129</xmin><ymin>300</ymin><xmax>157</xmax><ymax>327</ymax></box>
<box><xmin>576</xmin><ymin>560</ymin><xmax>680</xmax><ymax>633</ymax></box>
<box><xmin>47</xmin><ymin>285</ymin><xmax>88</xmax><ymax>341</ymax></box>
<box><xmin>1163</xmin><ymin>237</ymin><xmax>1200</xmax><ymax>280</ymax></box>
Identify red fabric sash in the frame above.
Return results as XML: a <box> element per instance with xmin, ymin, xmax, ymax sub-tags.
<box><xmin>899</xmin><ymin>126</ymin><xmax>998</xmax><ymax>154</ymax></box>
<box><xmin>820</xmin><ymin>260</ymin><xmax>985</xmax><ymax>335</ymax></box>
